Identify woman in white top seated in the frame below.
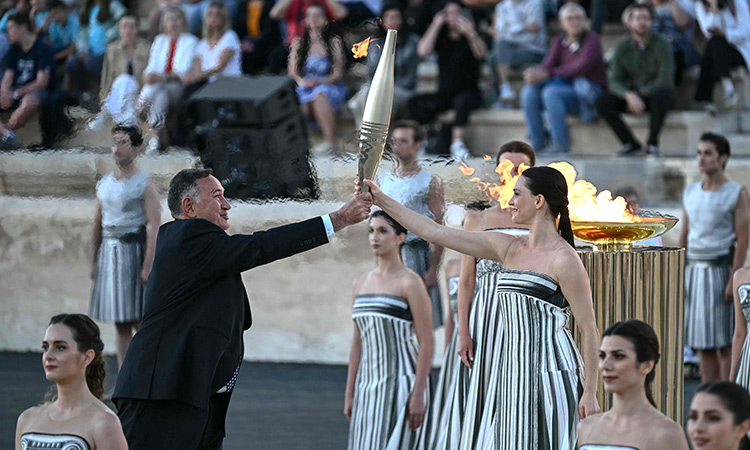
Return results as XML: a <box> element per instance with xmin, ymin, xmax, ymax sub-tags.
<box><xmin>138</xmin><ymin>5</ymin><xmax>197</xmax><ymax>152</ymax></box>
<box><xmin>184</xmin><ymin>0</ymin><xmax>241</xmax><ymax>89</ymax></box>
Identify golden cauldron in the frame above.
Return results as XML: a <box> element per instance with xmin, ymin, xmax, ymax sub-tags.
<box><xmin>571</xmin><ymin>214</ymin><xmax>679</xmax><ymax>252</ymax></box>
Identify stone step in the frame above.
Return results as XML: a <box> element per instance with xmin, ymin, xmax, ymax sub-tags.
<box><xmin>434</xmin><ymin>109</ymin><xmax>743</xmax><ymax>157</ymax></box>
<box><xmin>3</xmin><ymin>149</ymin><xmax>750</xmax><ymax>205</ymax></box>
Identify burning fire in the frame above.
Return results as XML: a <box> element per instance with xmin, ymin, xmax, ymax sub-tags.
<box><xmin>461</xmin><ymin>160</ymin><xmax>640</xmax><ymax>222</ymax></box>
<box><xmin>459</xmin><ymin>162</ymin><xmax>475</xmax><ymax>176</ymax></box>
<box><xmin>352</xmin><ymin>37</ymin><xmax>375</xmax><ymax>59</ymax></box>
<box><xmin>483</xmin><ymin>155</ymin><xmax>492</xmax><ymax>161</ymax></box>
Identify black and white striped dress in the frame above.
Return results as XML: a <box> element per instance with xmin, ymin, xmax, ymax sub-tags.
<box><xmin>348</xmin><ymin>294</ymin><xmax>430</xmax><ymax>450</ymax></box>
<box><xmin>734</xmin><ymin>284</ymin><xmax>750</xmax><ymax>390</ymax></box>
<box><xmin>428</xmin><ymin>276</ymin><xmax>460</xmax><ymax>449</ymax></box>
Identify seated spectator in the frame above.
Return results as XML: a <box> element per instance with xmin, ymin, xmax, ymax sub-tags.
<box><xmin>29</xmin><ymin>0</ymin><xmax>49</xmax><ymax>32</ymax></box>
<box><xmin>89</xmin><ymin>10</ymin><xmax>149</xmax><ymax>128</ymax></box>
<box><xmin>64</xmin><ymin>0</ymin><xmax>125</xmax><ymax>107</ymax></box>
<box><xmin>521</xmin><ymin>2</ymin><xmax>606</xmax><ymax>154</ymax></box>
<box><xmin>0</xmin><ymin>0</ymin><xmax>47</xmax><ymax>32</ymax></box>
<box><xmin>182</xmin><ymin>0</ymin><xmax>242</xmax><ymax>37</ymax></box>
<box><xmin>645</xmin><ymin>0</ymin><xmax>698</xmax><ymax>86</ymax></box>
<box><xmin>234</xmin><ymin>0</ymin><xmax>281</xmax><ymax>75</ymax></box>
<box><xmin>47</xmin><ymin>0</ymin><xmax>78</xmax><ymax>64</ymax></box>
<box><xmin>694</xmin><ymin>0</ymin><xmax>750</xmax><ymax>111</ymax></box>
<box><xmin>138</xmin><ymin>6</ymin><xmax>197</xmax><ymax>152</ymax></box>
<box><xmin>0</xmin><ymin>13</ymin><xmax>55</xmax><ymax>149</ymax></box>
<box><xmin>595</xmin><ymin>3</ymin><xmax>675</xmax><ymax>156</ymax></box>
<box><xmin>148</xmin><ymin>0</ymin><xmax>180</xmax><ymax>39</ymax></box>
<box><xmin>289</xmin><ymin>4</ymin><xmax>346</xmax><ymax>154</ymax></box>
<box><xmin>588</xmin><ymin>0</ymin><xmax>634</xmax><ymax>33</ymax></box>
<box><xmin>348</xmin><ymin>4</ymin><xmax>419</xmax><ymax>128</ymax></box>
<box><xmin>184</xmin><ymin>0</ymin><xmax>242</xmax><ymax>89</ymax></box>
<box><xmin>408</xmin><ymin>0</ymin><xmax>487</xmax><ymax>160</ymax></box>
<box><xmin>337</xmin><ymin>0</ymin><xmax>380</xmax><ymax>23</ymax></box>
<box><xmin>492</xmin><ymin>0</ymin><xmax>547</xmax><ymax>106</ymax></box>
<box><xmin>269</xmin><ymin>0</ymin><xmax>347</xmax><ymax>73</ymax></box>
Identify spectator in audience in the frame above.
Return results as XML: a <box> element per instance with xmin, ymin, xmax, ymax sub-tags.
<box><xmin>139</xmin><ymin>6</ymin><xmax>198</xmax><ymax>152</ymax></box>
<box><xmin>89</xmin><ymin>11</ymin><xmax>149</xmax><ymax>129</ymax></box>
<box><xmin>29</xmin><ymin>0</ymin><xmax>50</xmax><ymax>32</ymax></box>
<box><xmin>520</xmin><ymin>2</ymin><xmax>606</xmax><ymax>154</ymax></box>
<box><xmin>588</xmin><ymin>0</ymin><xmax>634</xmax><ymax>33</ymax></box>
<box><xmin>14</xmin><ymin>314</ymin><xmax>128</xmax><ymax>450</ymax></box>
<box><xmin>492</xmin><ymin>0</ymin><xmax>547</xmax><ymax>106</ymax></box>
<box><xmin>648</xmin><ymin>0</ymin><xmax>699</xmax><ymax>86</ymax></box>
<box><xmin>148</xmin><ymin>0</ymin><xmax>180</xmax><ymax>39</ymax></box>
<box><xmin>47</xmin><ymin>0</ymin><xmax>78</xmax><ymax>64</ymax></box>
<box><xmin>184</xmin><ymin>0</ymin><xmax>242</xmax><ymax>90</ymax></box>
<box><xmin>694</xmin><ymin>0</ymin><xmax>750</xmax><ymax>112</ymax></box>
<box><xmin>0</xmin><ymin>13</ymin><xmax>55</xmax><ymax>149</ymax></box>
<box><xmin>64</xmin><ymin>0</ymin><xmax>125</xmax><ymax>107</ymax></box>
<box><xmin>348</xmin><ymin>4</ymin><xmax>419</xmax><ymax>128</ymax></box>
<box><xmin>409</xmin><ymin>0</ymin><xmax>487</xmax><ymax>160</ymax></box>
<box><xmin>234</xmin><ymin>0</ymin><xmax>281</xmax><ymax>75</ymax></box>
<box><xmin>338</xmin><ymin>0</ymin><xmax>380</xmax><ymax>23</ymax></box>
<box><xmin>269</xmin><ymin>0</ymin><xmax>347</xmax><ymax>73</ymax></box>
<box><xmin>288</xmin><ymin>4</ymin><xmax>346</xmax><ymax>154</ymax></box>
<box><xmin>0</xmin><ymin>0</ymin><xmax>47</xmax><ymax>32</ymax></box>
<box><xmin>595</xmin><ymin>3</ymin><xmax>675</xmax><ymax>156</ymax></box>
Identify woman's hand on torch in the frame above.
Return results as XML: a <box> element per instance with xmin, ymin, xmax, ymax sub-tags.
<box><xmin>363</xmin><ymin>179</ymin><xmax>384</xmax><ymax>206</ymax></box>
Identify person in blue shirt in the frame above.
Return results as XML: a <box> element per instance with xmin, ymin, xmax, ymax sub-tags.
<box><xmin>0</xmin><ymin>12</ymin><xmax>56</xmax><ymax>149</ymax></box>
<box><xmin>0</xmin><ymin>0</ymin><xmax>49</xmax><ymax>32</ymax></box>
<box><xmin>47</xmin><ymin>0</ymin><xmax>78</xmax><ymax>63</ymax></box>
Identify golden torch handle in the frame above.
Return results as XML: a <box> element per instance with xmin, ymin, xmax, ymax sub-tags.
<box><xmin>357</xmin><ymin>29</ymin><xmax>396</xmax><ymax>193</ymax></box>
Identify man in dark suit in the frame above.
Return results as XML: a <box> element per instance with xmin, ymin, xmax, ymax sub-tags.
<box><xmin>113</xmin><ymin>168</ymin><xmax>372</xmax><ymax>449</ymax></box>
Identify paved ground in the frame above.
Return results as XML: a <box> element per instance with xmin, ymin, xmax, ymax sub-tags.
<box><xmin>0</xmin><ymin>352</ymin><xmax>700</xmax><ymax>449</ymax></box>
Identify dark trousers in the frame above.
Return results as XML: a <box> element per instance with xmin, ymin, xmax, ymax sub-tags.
<box><xmin>115</xmin><ymin>392</ymin><xmax>232</xmax><ymax>450</ymax></box>
<box><xmin>595</xmin><ymin>88</ymin><xmax>675</xmax><ymax>147</ymax></box>
<box><xmin>695</xmin><ymin>36</ymin><xmax>747</xmax><ymax>102</ymax></box>
<box><xmin>408</xmin><ymin>89</ymin><xmax>482</xmax><ymax>127</ymax></box>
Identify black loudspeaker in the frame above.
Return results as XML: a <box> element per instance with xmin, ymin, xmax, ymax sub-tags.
<box><xmin>188</xmin><ymin>75</ymin><xmax>298</xmax><ymax>128</ymax></box>
<box><xmin>188</xmin><ymin>76</ymin><xmax>318</xmax><ymax>200</ymax></box>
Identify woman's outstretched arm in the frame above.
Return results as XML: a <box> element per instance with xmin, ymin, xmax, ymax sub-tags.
<box><xmin>364</xmin><ymin>179</ymin><xmax>515</xmax><ymax>263</ymax></box>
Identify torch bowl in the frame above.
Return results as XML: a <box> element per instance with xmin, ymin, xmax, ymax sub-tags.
<box><xmin>571</xmin><ymin>215</ymin><xmax>678</xmax><ymax>252</ymax></box>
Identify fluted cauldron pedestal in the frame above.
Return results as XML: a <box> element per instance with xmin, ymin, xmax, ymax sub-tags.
<box><xmin>572</xmin><ymin>247</ymin><xmax>685</xmax><ymax>423</ymax></box>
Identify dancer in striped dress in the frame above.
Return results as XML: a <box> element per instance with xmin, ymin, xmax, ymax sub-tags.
<box><xmin>433</xmin><ymin>142</ymin><xmax>534</xmax><ymax>449</ymax></box>
<box><xmin>731</xmin><ymin>267</ymin><xmax>750</xmax><ymax>389</ymax></box>
<box><xmin>680</xmin><ymin>133</ymin><xmax>749</xmax><ymax>382</ymax></box>
<box><xmin>364</xmin><ymin>165</ymin><xmax>600</xmax><ymax>449</ymax></box>
<box><xmin>578</xmin><ymin>320</ymin><xmax>689</xmax><ymax>450</ymax></box>
<box><xmin>428</xmin><ymin>258</ymin><xmax>461</xmax><ymax>449</ymax></box>
<box><xmin>346</xmin><ymin>211</ymin><xmax>434</xmax><ymax>450</ymax></box>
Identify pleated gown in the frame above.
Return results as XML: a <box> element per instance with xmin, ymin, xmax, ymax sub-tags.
<box><xmin>734</xmin><ymin>284</ymin><xmax>750</xmax><ymax>390</ymax></box>
<box><xmin>348</xmin><ymin>294</ymin><xmax>430</xmax><ymax>450</ymax></box>
<box><xmin>428</xmin><ymin>276</ymin><xmax>460</xmax><ymax>449</ymax></box>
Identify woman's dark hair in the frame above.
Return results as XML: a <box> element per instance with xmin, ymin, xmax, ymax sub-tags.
<box><xmin>520</xmin><ymin>166</ymin><xmax>574</xmax><ymax>247</ymax></box>
<box><xmin>695</xmin><ymin>381</ymin><xmax>750</xmax><ymax>450</ymax></box>
<box><xmin>295</xmin><ymin>5</ymin><xmax>341</xmax><ymax>77</ymax></box>
<box><xmin>602</xmin><ymin>320</ymin><xmax>660</xmax><ymax>407</ymax></box>
<box><xmin>496</xmin><ymin>140</ymin><xmax>536</xmax><ymax>167</ymax></box>
<box><xmin>7</xmin><ymin>11</ymin><xmax>31</xmax><ymax>29</ymax></box>
<box><xmin>369</xmin><ymin>210</ymin><xmax>407</xmax><ymax>236</ymax></box>
<box><xmin>48</xmin><ymin>314</ymin><xmax>106</xmax><ymax>399</ymax></box>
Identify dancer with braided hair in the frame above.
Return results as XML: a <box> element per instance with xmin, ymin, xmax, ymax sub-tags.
<box><xmin>363</xmin><ymin>165</ymin><xmax>600</xmax><ymax>449</ymax></box>
<box><xmin>15</xmin><ymin>313</ymin><xmax>127</xmax><ymax>450</ymax></box>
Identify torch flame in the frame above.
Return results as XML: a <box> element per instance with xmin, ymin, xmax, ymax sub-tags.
<box><xmin>352</xmin><ymin>37</ymin><xmax>374</xmax><ymax>59</ymax></box>
<box><xmin>459</xmin><ymin>162</ymin><xmax>475</xmax><ymax>176</ymax></box>
<box><xmin>483</xmin><ymin>155</ymin><xmax>492</xmax><ymax>161</ymax></box>
<box><xmin>460</xmin><ymin>160</ymin><xmax>640</xmax><ymax>222</ymax></box>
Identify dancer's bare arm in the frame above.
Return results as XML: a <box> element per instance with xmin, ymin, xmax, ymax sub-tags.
<box><xmin>553</xmin><ymin>247</ymin><xmax>600</xmax><ymax>419</ymax></box>
<box><xmin>364</xmin><ymin>179</ymin><xmax>515</xmax><ymax>263</ymax></box>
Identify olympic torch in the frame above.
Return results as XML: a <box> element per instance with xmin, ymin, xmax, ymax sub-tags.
<box><xmin>358</xmin><ymin>29</ymin><xmax>396</xmax><ymax>193</ymax></box>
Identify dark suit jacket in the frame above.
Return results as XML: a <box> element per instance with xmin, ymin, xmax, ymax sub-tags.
<box><xmin>113</xmin><ymin>217</ymin><xmax>328</xmax><ymax>409</ymax></box>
